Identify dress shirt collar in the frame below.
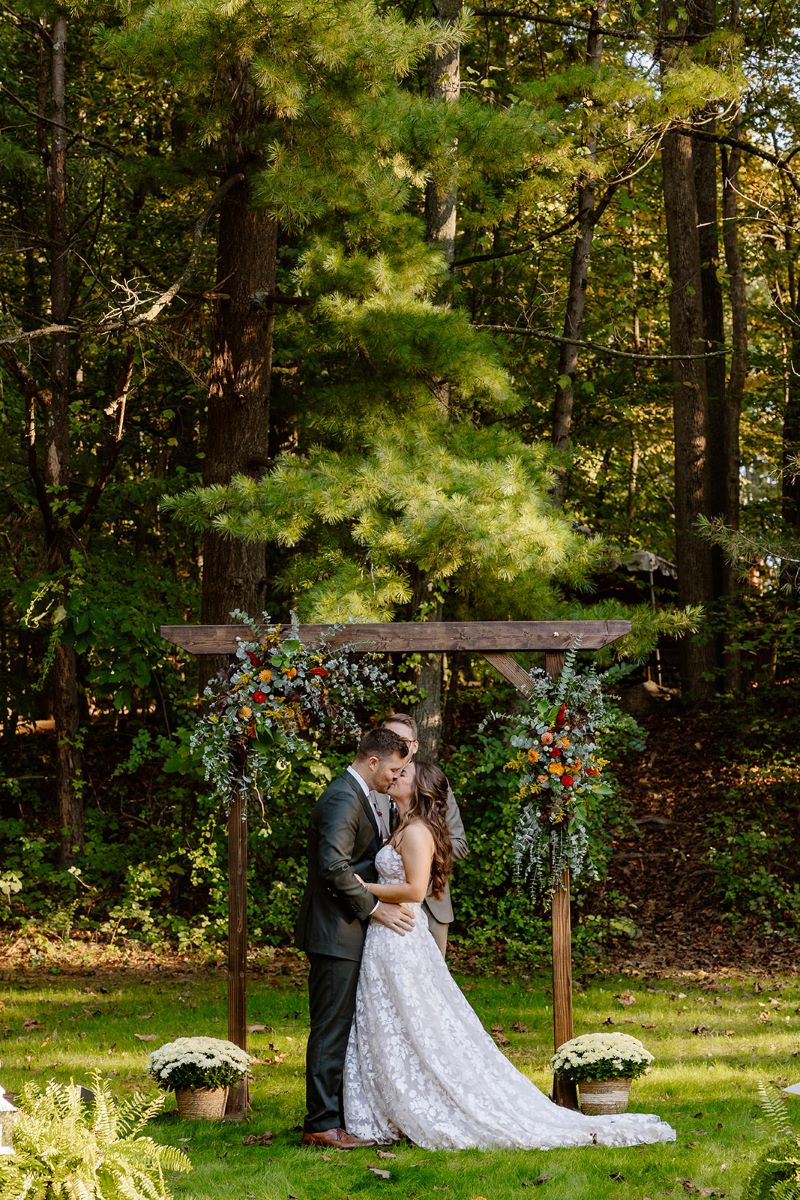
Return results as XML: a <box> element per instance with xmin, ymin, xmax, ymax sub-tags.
<box><xmin>346</xmin><ymin>764</ymin><xmax>371</xmax><ymax>799</ymax></box>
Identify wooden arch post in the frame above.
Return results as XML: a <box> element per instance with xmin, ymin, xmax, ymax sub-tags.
<box><xmin>162</xmin><ymin>619</ymin><xmax>630</xmax><ymax>1114</ymax></box>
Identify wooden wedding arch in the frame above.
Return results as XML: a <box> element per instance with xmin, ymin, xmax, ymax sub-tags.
<box><xmin>161</xmin><ymin>618</ymin><xmax>630</xmax><ymax>1115</ymax></box>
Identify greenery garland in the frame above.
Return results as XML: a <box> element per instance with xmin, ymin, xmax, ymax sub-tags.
<box><xmin>497</xmin><ymin>644</ymin><xmax>611</xmax><ymax>907</ymax></box>
<box><xmin>190</xmin><ymin>611</ymin><xmax>390</xmax><ymax>810</ymax></box>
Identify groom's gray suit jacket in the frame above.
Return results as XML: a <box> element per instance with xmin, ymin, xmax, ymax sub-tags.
<box><xmin>294</xmin><ymin>770</ymin><xmax>382</xmax><ymax>962</ymax></box>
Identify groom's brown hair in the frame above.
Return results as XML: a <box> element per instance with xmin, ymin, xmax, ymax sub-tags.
<box><xmin>355</xmin><ymin>728</ymin><xmax>409</xmax><ymax>761</ymax></box>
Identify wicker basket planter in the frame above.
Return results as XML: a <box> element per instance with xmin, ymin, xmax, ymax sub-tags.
<box><xmin>175</xmin><ymin>1086</ymin><xmax>229</xmax><ymax>1121</ymax></box>
<box><xmin>578</xmin><ymin>1077</ymin><xmax>632</xmax><ymax>1115</ymax></box>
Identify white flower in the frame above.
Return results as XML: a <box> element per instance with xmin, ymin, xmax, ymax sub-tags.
<box><xmin>551</xmin><ymin>1032</ymin><xmax>654</xmax><ymax>1082</ymax></box>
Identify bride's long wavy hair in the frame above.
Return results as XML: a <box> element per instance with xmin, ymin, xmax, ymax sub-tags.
<box><xmin>396</xmin><ymin>761</ymin><xmax>453</xmax><ymax>899</ymax></box>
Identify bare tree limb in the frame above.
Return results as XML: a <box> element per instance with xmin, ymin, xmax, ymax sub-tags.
<box><xmin>0</xmin><ymin>175</ymin><xmax>245</xmax><ymax>347</ymax></box>
<box><xmin>0</xmin><ymin>82</ymin><xmax>125</xmax><ymax>159</ymax></box>
<box><xmin>472</xmin><ymin>5</ymin><xmax>687</xmax><ymax>41</ymax></box>
<box><xmin>476</xmin><ymin>323</ymin><xmax>728</xmax><ymax>360</ymax></box>
<box><xmin>686</xmin><ymin>125</ymin><xmax>800</xmax><ymax>197</ymax></box>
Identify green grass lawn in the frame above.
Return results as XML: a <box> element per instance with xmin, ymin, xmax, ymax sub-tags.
<box><xmin>1</xmin><ymin>956</ymin><xmax>799</xmax><ymax>1200</ymax></box>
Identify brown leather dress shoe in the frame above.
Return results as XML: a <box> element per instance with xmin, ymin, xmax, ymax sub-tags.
<box><xmin>301</xmin><ymin>1127</ymin><xmax>376</xmax><ymax>1150</ymax></box>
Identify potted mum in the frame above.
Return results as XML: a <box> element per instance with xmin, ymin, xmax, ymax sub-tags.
<box><xmin>147</xmin><ymin>1037</ymin><xmax>251</xmax><ymax>1121</ymax></box>
<box><xmin>550</xmin><ymin>1032</ymin><xmax>654</xmax><ymax>1115</ymax></box>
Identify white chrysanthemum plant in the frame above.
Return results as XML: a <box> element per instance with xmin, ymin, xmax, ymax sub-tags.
<box><xmin>147</xmin><ymin>1037</ymin><xmax>251</xmax><ymax>1094</ymax></box>
<box><xmin>550</xmin><ymin>1033</ymin><xmax>654</xmax><ymax>1084</ymax></box>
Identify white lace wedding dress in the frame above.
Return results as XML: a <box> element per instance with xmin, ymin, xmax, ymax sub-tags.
<box><xmin>343</xmin><ymin>844</ymin><xmax>676</xmax><ymax>1151</ymax></box>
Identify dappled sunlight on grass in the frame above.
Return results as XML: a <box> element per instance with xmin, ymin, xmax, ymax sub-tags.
<box><xmin>2</xmin><ymin>965</ymin><xmax>799</xmax><ymax>1198</ymax></box>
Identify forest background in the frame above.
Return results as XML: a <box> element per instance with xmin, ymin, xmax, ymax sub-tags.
<box><xmin>2</xmin><ymin>0</ymin><xmax>800</xmax><ymax>964</ymax></box>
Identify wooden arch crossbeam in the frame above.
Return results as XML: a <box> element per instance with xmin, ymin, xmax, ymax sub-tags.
<box><xmin>161</xmin><ymin>619</ymin><xmax>630</xmax><ymax>1114</ymax></box>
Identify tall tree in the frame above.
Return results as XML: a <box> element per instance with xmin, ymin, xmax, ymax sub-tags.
<box><xmin>550</xmin><ymin>0</ymin><xmax>606</xmax><ymax>504</ymax></box>
<box><xmin>199</xmin><ymin>67</ymin><xmax>276</xmax><ymax>684</ymax></box>
<box><xmin>414</xmin><ymin>0</ymin><xmax>463</xmax><ymax>759</ymax></box>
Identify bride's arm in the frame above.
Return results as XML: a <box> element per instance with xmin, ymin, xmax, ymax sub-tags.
<box><xmin>360</xmin><ymin>823</ymin><xmax>434</xmax><ymax>903</ymax></box>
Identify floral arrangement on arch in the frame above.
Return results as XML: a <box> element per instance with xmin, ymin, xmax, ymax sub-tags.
<box><xmin>191</xmin><ymin>611</ymin><xmax>390</xmax><ymax>809</ymax></box>
<box><xmin>550</xmin><ymin>1032</ymin><xmax>654</xmax><ymax>1083</ymax></box>
<box><xmin>147</xmin><ymin>1036</ymin><xmax>251</xmax><ymax>1093</ymax></box>
<box><xmin>499</xmin><ymin>644</ymin><xmax>610</xmax><ymax>906</ymax></box>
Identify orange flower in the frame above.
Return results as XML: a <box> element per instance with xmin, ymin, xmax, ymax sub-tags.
<box><xmin>240</xmin><ymin>706</ymin><xmax>252</xmax><ymax>719</ymax></box>
<box><xmin>527</xmin><ymin>747</ymin><xmax>540</xmax><ymax>764</ymax></box>
<box><xmin>541</xmin><ymin>731</ymin><xmax>554</xmax><ymax>745</ymax></box>
<box><xmin>259</xmin><ymin>669</ymin><xmax>272</xmax><ymax>683</ymax></box>
<box><xmin>284</xmin><ymin>667</ymin><xmax>298</xmax><ymax>679</ymax></box>
<box><xmin>548</xmin><ymin>762</ymin><xmax>563</xmax><ymax>775</ymax></box>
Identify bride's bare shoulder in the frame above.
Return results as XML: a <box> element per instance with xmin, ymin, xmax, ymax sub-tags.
<box><xmin>394</xmin><ymin>819</ymin><xmax>434</xmax><ymax>851</ymax></box>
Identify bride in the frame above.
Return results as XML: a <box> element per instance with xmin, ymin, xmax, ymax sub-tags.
<box><xmin>343</xmin><ymin>761</ymin><xmax>676</xmax><ymax>1151</ymax></box>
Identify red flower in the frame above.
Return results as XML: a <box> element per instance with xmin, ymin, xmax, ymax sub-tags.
<box><xmin>246</xmin><ymin>650</ymin><xmax>261</xmax><ymax>668</ymax></box>
<box><xmin>252</xmin><ymin>689</ymin><xmax>268</xmax><ymax>703</ymax></box>
<box><xmin>310</xmin><ymin>667</ymin><xmax>328</xmax><ymax>677</ymax></box>
<box><xmin>550</xmin><ymin>747</ymin><xmax>562</xmax><ymax>758</ymax></box>
<box><xmin>555</xmin><ymin>704</ymin><xmax>567</xmax><ymax>727</ymax></box>
<box><xmin>561</xmin><ymin>775</ymin><xmax>574</xmax><ymax>787</ymax></box>
<box><xmin>585</xmin><ymin>767</ymin><xmax>599</xmax><ymax>776</ymax></box>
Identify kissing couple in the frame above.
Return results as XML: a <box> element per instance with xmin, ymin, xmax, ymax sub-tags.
<box><xmin>294</xmin><ymin>724</ymin><xmax>676</xmax><ymax>1151</ymax></box>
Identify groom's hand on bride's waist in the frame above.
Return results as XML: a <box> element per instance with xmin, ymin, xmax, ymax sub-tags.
<box><xmin>371</xmin><ymin>901</ymin><xmax>415</xmax><ymax>934</ymax></box>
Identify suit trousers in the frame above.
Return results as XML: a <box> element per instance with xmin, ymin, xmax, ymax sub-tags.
<box><xmin>424</xmin><ymin>906</ymin><xmax>449</xmax><ymax>957</ymax></box>
<box><xmin>305</xmin><ymin>953</ymin><xmax>361</xmax><ymax>1131</ymax></box>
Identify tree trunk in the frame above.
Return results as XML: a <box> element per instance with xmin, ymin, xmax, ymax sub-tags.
<box><xmin>200</xmin><ymin>61</ymin><xmax>277</xmax><ymax>685</ymax></box>
<box><xmin>550</xmin><ymin>2</ymin><xmax>605</xmax><ymax>504</ymax></box>
<box><xmin>424</xmin><ymin>0</ymin><xmax>461</xmax><ymax>276</ymax></box>
<box><xmin>720</xmin><ymin>102</ymin><xmax>746</xmax><ymax>690</ymax></box>
<box><xmin>43</xmin><ymin>10</ymin><xmax>84</xmax><ymax>861</ymax></box>
<box><xmin>412</xmin><ymin>1</ymin><xmax>462</xmax><ymax>758</ymax></box>
<box><xmin>659</xmin><ymin>0</ymin><xmax>717</xmax><ymax>703</ymax></box>
<box><xmin>661</xmin><ymin>121</ymin><xmax>716</xmax><ymax>702</ymax></box>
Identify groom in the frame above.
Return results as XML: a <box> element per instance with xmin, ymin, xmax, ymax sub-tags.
<box><xmin>295</xmin><ymin>727</ymin><xmax>414</xmax><ymax>1149</ymax></box>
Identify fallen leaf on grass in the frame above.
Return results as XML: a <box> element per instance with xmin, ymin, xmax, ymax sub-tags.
<box><xmin>690</xmin><ymin>1026</ymin><xmax>710</xmax><ymax>1036</ymax></box>
<box><xmin>522</xmin><ymin>1174</ymin><xmax>551</xmax><ymax>1186</ymax></box>
<box><xmin>617</xmin><ymin>990</ymin><xmax>636</xmax><ymax>1006</ymax></box>
<box><xmin>242</xmin><ymin>1131</ymin><xmax>274</xmax><ymax>1145</ymax></box>
<box><xmin>676</xmin><ymin>1177</ymin><xmax>725</xmax><ymax>1196</ymax></box>
<box><xmin>609</xmin><ymin>1171</ymin><xmax>625</xmax><ymax>1182</ymax></box>
<box><xmin>491</xmin><ymin>1025</ymin><xmax>510</xmax><ymax>1045</ymax></box>
<box><xmin>136</xmin><ymin>1012</ymin><xmax>155</xmax><ymax>1020</ymax></box>
<box><xmin>23</xmin><ymin>1018</ymin><xmax>41</xmax><ymax>1030</ymax></box>
<box><xmin>133</xmin><ymin>1033</ymin><xmax>157</xmax><ymax>1041</ymax></box>
<box><xmin>247</xmin><ymin>1023</ymin><xmax>268</xmax><ymax>1033</ymax></box>
<box><xmin>375</xmin><ymin>1149</ymin><xmax>397</xmax><ymax>1159</ymax></box>
<box><xmin>640</xmin><ymin>1022</ymin><xmax>656</xmax><ymax>1029</ymax></box>
<box><xmin>367</xmin><ymin>1165</ymin><xmax>391</xmax><ymax>1179</ymax></box>
<box><xmin>512</xmin><ymin>1021</ymin><xmax>529</xmax><ymax>1033</ymax></box>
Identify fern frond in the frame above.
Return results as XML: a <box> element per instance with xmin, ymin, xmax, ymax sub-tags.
<box><xmin>760</xmin><ymin>1084</ymin><xmax>795</xmax><ymax>1141</ymax></box>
